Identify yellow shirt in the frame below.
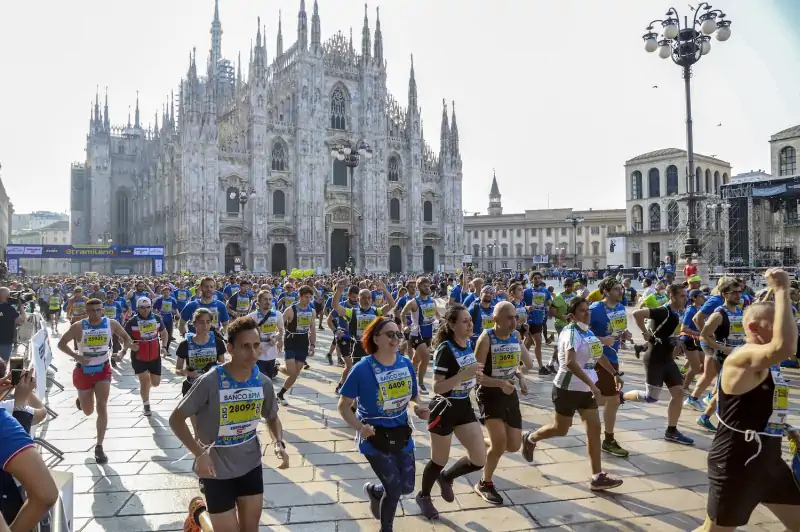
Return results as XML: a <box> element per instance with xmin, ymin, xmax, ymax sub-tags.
<box><xmin>586</xmin><ymin>289</ymin><xmax>603</xmax><ymax>303</ymax></box>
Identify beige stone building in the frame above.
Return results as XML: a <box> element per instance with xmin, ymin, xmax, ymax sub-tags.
<box><xmin>14</xmin><ymin>221</ymin><xmax>71</xmax><ymax>274</ymax></box>
<box><xmin>462</xmin><ymin>174</ymin><xmax>625</xmax><ymax>272</ymax></box>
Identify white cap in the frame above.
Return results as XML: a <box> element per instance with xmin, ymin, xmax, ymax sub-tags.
<box><xmin>137</xmin><ymin>297</ymin><xmax>151</xmax><ymax>308</ymax></box>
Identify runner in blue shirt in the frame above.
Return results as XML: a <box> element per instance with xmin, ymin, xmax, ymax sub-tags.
<box><xmin>179</xmin><ymin>277</ymin><xmax>230</xmax><ymax>335</ymax></box>
<box><xmin>173</xmin><ymin>281</ymin><xmax>193</xmax><ymax>312</ymax></box>
<box><xmin>522</xmin><ymin>271</ymin><xmax>552</xmax><ymax>375</ymax></box>
<box><xmin>154</xmin><ymin>285</ymin><xmax>179</xmax><ymax>350</ymax></box>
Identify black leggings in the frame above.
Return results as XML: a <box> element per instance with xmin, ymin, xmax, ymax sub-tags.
<box><xmin>365</xmin><ymin>449</ymin><xmax>416</xmax><ymax>531</ymax></box>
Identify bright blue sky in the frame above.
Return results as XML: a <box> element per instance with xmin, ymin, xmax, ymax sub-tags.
<box><xmin>1</xmin><ymin>0</ymin><xmax>798</xmax><ymax>215</ymax></box>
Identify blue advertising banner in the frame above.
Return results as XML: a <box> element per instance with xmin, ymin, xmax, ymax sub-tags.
<box><xmin>6</xmin><ymin>244</ymin><xmax>165</xmax><ymax>259</ymax></box>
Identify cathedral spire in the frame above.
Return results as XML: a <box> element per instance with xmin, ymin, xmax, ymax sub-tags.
<box><xmin>89</xmin><ymin>102</ymin><xmax>94</xmax><ymax>133</ymax></box>
<box><xmin>170</xmin><ymin>90</ymin><xmax>175</xmax><ymax>129</ymax></box>
<box><xmin>103</xmin><ymin>86</ymin><xmax>109</xmax><ymax>131</ymax></box>
<box><xmin>408</xmin><ymin>54</ymin><xmax>418</xmax><ymax>111</ymax></box>
<box><xmin>361</xmin><ymin>3</ymin><xmax>371</xmax><ymax>64</ymax></box>
<box><xmin>94</xmin><ymin>85</ymin><xmax>101</xmax><ymax>124</ymax></box>
<box><xmin>276</xmin><ymin>10</ymin><xmax>283</xmax><ymax>57</ymax></box>
<box><xmin>440</xmin><ymin>98</ymin><xmax>449</xmax><ymax>156</ymax></box>
<box><xmin>154</xmin><ymin>110</ymin><xmax>159</xmax><ymax>139</ymax></box>
<box><xmin>127</xmin><ymin>106</ymin><xmax>131</xmax><ymax>128</ymax></box>
<box><xmin>311</xmin><ymin>0</ymin><xmax>321</xmax><ymax>52</ymax></box>
<box><xmin>450</xmin><ymin>100</ymin><xmax>459</xmax><ymax>156</ymax></box>
<box><xmin>297</xmin><ymin>0</ymin><xmax>308</xmax><ymax>51</ymax></box>
<box><xmin>373</xmin><ymin>6</ymin><xmax>383</xmax><ymax>66</ymax></box>
<box><xmin>210</xmin><ymin>0</ymin><xmax>222</xmax><ymax>70</ymax></box>
<box><xmin>134</xmin><ymin>91</ymin><xmax>140</xmax><ymax>129</ymax></box>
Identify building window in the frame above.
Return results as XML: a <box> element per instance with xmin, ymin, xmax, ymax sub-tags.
<box><xmin>576</xmin><ymin>242</ymin><xmax>583</xmax><ymax>255</ymax></box>
<box><xmin>649</xmin><ymin>203</ymin><xmax>661</xmax><ymax>232</ymax></box>
<box><xmin>714</xmin><ymin>171</ymin><xmax>720</xmax><ymax>193</ymax></box>
<box><xmin>780</xmin><ymin>146</ymin><xmax>797</xmax><ymax>176</ymax></box>
<box><xmin>546</xmin><ymin>228</ymin><xmax>552</xmax><ymax>237</ymax></box>
<box><xmin>271</xmin><ymin>141</ymin><xmax>287</xmax><ymax>171</ymax></box>
<box><xmin>473</xmin><ymin>230</ymin><xmax>478</xmax><ymax>238</ymax></box>
<box><xmin>516</xmin><ymin>262</ymin><xmax>522</xmax><ymax>270</ymax></box>
<box><xmin>531</xmin><ymin>243</ymin><xmax>538</xmax><ymax>255</ymax></box>
<box><xmin>273</xmin><ymin>190</ymin><xmax>286</xmax><ymax>215</ymax></box>
<box><xmin>592</xmin><ymin>242</ymin><xmax>599</xmax><ymax>255</ymax></box>
<box><xmin>695</xmin><ymin>167</ymin><xmax>702</xmax><ymax>194</ymax></box>
<box><xmin>722</xmin><ymin>173</ymin><xmax>729</xmax><ymax>185</ymax></box>
<box><xmin>666</xmin><ymin>165</ymin><xmax>679</xmax><ymax>195</ymax></box>
<box><xmin>515</xmin><ymin>243</ymin><xmax>522</xmax><ymax>256</ymax></box>
<box><xmin>705</xmin><ymin>169</ymin><xmax>712</xmax><ymax>193</ymax></box>
<box><xmin>560</xmin><ymin>227</ymin><xmax>567</xmax><ymax>236</ymax></box>
<box><xmin>333</xmin><ymin>158</ymin><xmax>348</xmax><ymax>186</ymax></box>
<box><xmin>501</xmin><ymin>261</ymin><xmax>508</xmax><ymax>269</ymax></box>
<box><xmin>632</xmin><ymin>205</ymin><xmax>643</xmax><ymax>232</ymax></box>
<box><xmin>423</xmin><ymin>201</ymin><xmax>433</xmax><ymax>222</ymax></box>
<box><xmin>501</xmin><ymin>244</ymin><xmax>508</xmax><ymax>256</ymax></box>
<box><xmin>545</xmin><ymin>243</ymin><xmax>553</xmax><ymax>255</ymax></box>
<box><xmin>330</xmin><ymin>87</ymin><xmax>347</xmax><ymax>130</ymax></box>
<box><xmin>631</xmin><ymin>171</ymin><xmax>642</xmax><ymax>200</ymax></box>
<box><xmin>390</xmin><ymin>198</ymin><xmax>400</xmax><ymax>221</ymax></box>
<box><xmin>667</xmin><ymin>201</ymin><xmax>679</xmax><ymax>231</ymax></box>
<box><xmin>488</xmin><ymin>230</ymin><xmax>493</xmax><ymax>238</ymax></box>
<box><xmin>502</xmin><ymin>229</ymin><xmax>507</xmax><ymax>238</ymax></box>
<box><xmin>648</xmin><ymin>168</ymin><xmax>660</xmax><ymax>197</ymax></box>
<box><xmin>226</xmin><ymin>187</ymin><xmax>240</xmax><ymax>214</ymax></box>
<box><xmin>118</xmin><ymin>144</ymin><xmax>125</xmax><ymax>155</ymax></box>
<box><xmin>516</xmin><ymin>229</ymin><xmax>521</xmax><ymax>237</ymax></box>
<box><xmin>487</xmin><ymin>261</ymin><xmax>494</xmax><ymax>271</ymax></box>
<box><xmin>388</xmin><ymin>156</ymin><xmax>400</xmax><ymax>181</ymax></box>
<box><xmin>591</xmin><ymin>226</ymin><xmax>600</xmax><ymax>235</ymax></box>
<box><xmin>473</xmin><ymin>244</ymin><xmax>479</xmax><ymax>257</ymax></box>
<box><xmin>488</xmin><ymin>246</ymin><xmax>494</xmax><ymax>257</ymax></box>
<box><xmin>577</xmin><ymin>227</ymin><xmax>582</xmax><ymax>236</ymax></box>
<box><xmin>531</xmin><ymin>228</ymin><xmax>537</xmax><ymax>236</ymax></box>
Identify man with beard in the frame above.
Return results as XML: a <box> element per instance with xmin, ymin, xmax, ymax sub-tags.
<box><xmin>401</xmin><ymin>277</ymin><xmax>441</xmax><ymax>395</ymax></box>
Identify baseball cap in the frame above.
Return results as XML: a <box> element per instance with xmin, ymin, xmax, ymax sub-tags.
<box><xmin>137</xmin><ymin>297</ymin><xmax>151</xmax><ymax>308</ymax></box>
<box><xmin>689</xmin><ymin>289</ymin><xmax>705</xmax><ymax>299</ymax></box>
<box><xmin>688</xmin><ymin>275</ymin><xmax>702</xmax><ymax>283</ymax></box>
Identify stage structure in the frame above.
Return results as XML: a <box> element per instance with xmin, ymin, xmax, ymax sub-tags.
<box><xmin>721</xmin><ymin>173</ymin><xmax>800</xmax><ymax>267</ymax></box>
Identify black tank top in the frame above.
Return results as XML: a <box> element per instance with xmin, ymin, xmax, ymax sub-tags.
<box><xmin>711</xmin><ymin>367</ymin><xmax>782</xmax><ymax>464</ymax></box>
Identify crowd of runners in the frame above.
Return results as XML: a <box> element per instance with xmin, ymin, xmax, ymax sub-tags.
<box><xmin>0</xmin><ymin>265</ymin><xmax>797</xmax><ymax>532</ymax></box>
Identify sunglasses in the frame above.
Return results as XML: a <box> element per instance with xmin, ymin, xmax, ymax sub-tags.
<box><xmin>138</xmin><ymin>306</ymin><xmax>152</xmax><ymax>310</ymax></box>
<box><xmin>380</xmin><ymin>331</ymin><xmax>404</xmax><ymax>340</ymax></box>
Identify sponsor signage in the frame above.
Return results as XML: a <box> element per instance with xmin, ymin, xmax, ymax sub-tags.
<box><xmin>7</xmin><ymin>244</ymin><xmax>165</xmax><ymax>259</ymax></box>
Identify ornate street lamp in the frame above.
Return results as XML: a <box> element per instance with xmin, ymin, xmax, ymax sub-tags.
<box><xmin>230</xmin><ymin>187</ymin><xmax>256</xmax><ymax>271</ymax></box>
<box><xmin>642</xmin><ymin>3</ymin><xmax>732</xmax><ymax>271</ymax></box>
<box><xmin>565</xmin><ymin>214</ymin><xmax>584</xmax><ymax>268</ymax></box>
<box><xmin>330</xmin><ymin>139</ymin><xmax>372</xmax><ymax>270</ymax></box>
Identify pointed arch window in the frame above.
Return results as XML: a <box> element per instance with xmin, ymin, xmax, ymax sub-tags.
<box><xmin>666</xmin><ymin>165</ymin><xmax>679</xmax><ymax>195</ymax></box>
<box><xmin>423</xmin><ymin>201</ymin><xmax>433</xmax><ymax>222</ymax></box>
<box><xmin>226</xmin><ymin>187</ymin><xmax>240</xmax><ymax>214</ymax></box>
<box><xmin>388</xmin><ymin>156</ymin><xmax>400</xmax><ymax>182</ymax></box>
<box><xmin>330</xmin><ymin>88</ymin><xmax>347</xmax><ymax>130</ymax></box>
<box><xmin>649</xmin><ymin>203</ymin><xmax>661</xmax><ymax>232</ymax></box>
<box><xmin>780</xmin><ymin>146</ymin><xmax>797</xmax><ymax>176</ymax></box>
<box><xmin>390</xmin><ymin>198</ymin><xmax>400</xmax><ymax>221</ymax></box>
<box><xmin>271</xmin><ymin>141</ymin><xmax>287</xmax><ymax>171</ymax></box>
<box><xmin>273</xmin><ymin>190</ymin><xmax>286</xmax><ymax>216</ymax></box>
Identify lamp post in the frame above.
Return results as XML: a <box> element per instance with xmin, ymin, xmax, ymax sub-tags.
<box><xmin>565</xmin><ymin>214</ymin><xmax>584</xmax><ymax>268</ymax></box>
<box><xmin>97</xmin><ymin>233</ymin><xmax>113</xmax><ymax>274</ymax></box>
<box><xmin>330</xmin><ymin>139</ymin><xmax>373</xmax><ymax>271</ymax></box>
<box><xmin>642</xmin><ymin>3</ymin><xmax>731</xmax><ymax>278</ymax></box>
<box><xmin>230</xmin><ymin>187</ymin><xmax>256</xmax><ymax>271</ymax></box>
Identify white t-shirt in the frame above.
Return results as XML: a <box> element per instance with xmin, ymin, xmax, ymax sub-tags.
<box><xmin>643</xmin><ymin>287</ymin><xmax>656</xmax><ymax>298</ymax></box>
<box><xmin>553</xmin><ymin>324</ymin><xmax>602</xmax><ymax>392</ymax></box>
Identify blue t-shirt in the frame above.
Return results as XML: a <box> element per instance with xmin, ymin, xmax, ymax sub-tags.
<box><xmin>682</xmin><ymin>305</ymin><xmax>700</xmax><ymax>335</ymax></box>
<box><xmin>173</xmin><ymin>289</ymin><xmax>192</xmax><ymax>310</ymax></box>
<box><xmin>699</xmin><ymin>294</ymin><xmax>724</xmax><ymax>316</ymax></box>
<box><xmin>101</xmin><ymin>300</ymin><xmax>123</xmax><ymax>323</ymax></box>
<box><xmin>153</xmin><ymin>296</ymin><xmax>178</xmax><ymax>325</ymax></box>
<box><xmin>0</xmin><ymin>409</ymin><xmax>35</xmax><ymax>470</ymax></box>
<box><xmin>449</xmin><ymin>284</ymin><xmax>463</xmax><ymax>304</ymax></box>
<box><xmin>589</xmin><ymin>301</ymin><xmax>626</xmax><ymax>364</ymax></box>
<box><xmin>339</xmin><ymin>354</ymin><xmax>418</xmax><ymax>455</ymax></box>
<box><xmin>180</xmin><ymin>300</ymin><xmax>230</xmax><ymax>333</ymax></box>
<box><xmin>523</xmin><ymin>287</ymin><xmax>551</xmax><ymax>325</ymax></box>
<box><xmin>461</xmin><ymin>292</ymin><xmax>477</xmax><ymax>309</ymax></box>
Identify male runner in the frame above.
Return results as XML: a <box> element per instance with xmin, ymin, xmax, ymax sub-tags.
<box><xmin>180</xmin><ymin>277</ymin><xmax>230</xmax><ymax>336</ymax></box>
<box><xmin>277</xmin><ymin>286</ymin><xmax>317</xmax><ymax>406</ymax></box>
<box><xmin>57</xmin><ymin>298</ymin><xmax>133</xmax><ymax>463</ymax></box>
<box><xmin>227</xmin><ymin>280</ymin><xmax>253</xmax><ymax>319</ymax></box>
<box><xmin>122</xmin><ymin>298</ymin><xmax>169</xmax><ymax>416</ymax></box>
<box><xmin>522</xmin><ymin>271</ymin><xmax>552</xmax><ymax>375</ymax></box>
<box><xmin>401</xmin><ymin>277</ymin><xmax>441</xmax><ymax>394</ymax></box>
<box><xmin>698</xmin><ymin>268</ymin><xmax>800</xmax><ymax>531</ymax></box>
<box><xmin>247</xmin><ymin>290</ymin><xmax>284</xmax><ymax>380</ymax></box>
<box><xmin>153</xmin><ymin>285</ymin><xmax>178</xmax><ymax>352</ymax></box>
<box><xmin>546</xmin><ymin>277</ymin><xmax>576</xmax><ymax>372</ymax></box>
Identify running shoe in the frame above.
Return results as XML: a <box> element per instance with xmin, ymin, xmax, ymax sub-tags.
<box><xmin>418</xmin><ymin>383</ymin><xmax>429</xmax><ymax>395</ymax></box>
<box><xmin>664</xmin><ymin>429</ymin><xmax>695</xmax><ymax>446</ymax></box>
<box><xmin>701</xmin><ymin>392</ymin><xmax>713</xmax><ymax>407</ymax></box>
<box><xmin>415</xmin><ymin>493</ymin><xmax>440</xmax><ymax>520</ymax></box>
<box><xmin>633</xmin><ymin>344</ymin><xmax>645</xmax><ymax>359</ymax></box>
<box><xmin>111</xmin><ymin>358</ymin><xmax>118</xmax><ymax>368</ymax></box>
<box><xmin>363</xmin><ymin>483</ymin><xmax>381</xmax><ymax>521</ymax></box>
<box><xmin>76</xmin><ymin>398</ymin><xmax>81</xmax><ymax>411</ymax></box>
<box><xmin>602</xmin><ymin>439</ymin><xmax>629</xmax><ymax>458</ymax></box>
<box><xmin>780</xmin><ymin>359</ymin><xmax>799</xmax><ymax>369</ymax></box>
<box><xmin>304</xmin><ymin>362</ymin><xmax>311</xmax><ymax>370</ymax></box>
<box><xmin>521</xmin><ymin>431</ymin><xmax>536</xmax><ymax>463</ymax></box>
<box><xmin>437</xmin><ymin>473</ymin><xmax>455</xmax><ymax>503</ymax></box>
<box><xmin>474</xmin><ymin>480</ymin><xmax>503</xmax><ymax>505</ymax></box>
<box><xmin>326</xmin><ymin>353</ymin><xmax>333</xmax><ymax>365</ymax></box>
<box><xmin>546</xmin><ymin>364</ymin><xmax>557</xmax><ymax>374</ymax></box>
<box><xmin>684</xmin><ymin>397</ymin><xmax>704</xmax><ymax>412</ymax></box>
<box><xmin>94</xmin><ymin>444</ymin><xmax>108</xmax><ymax>464</ymax></box>
<box><xmin>337</xmin><ymin>357</ymin><xmax>345</xmax><ymax>367</ymax></box>
<box><xmin>538</xmin><ymin>367</ymin><xmax>551</xmax><ymax>376</ymax></box>
<box><xmin>277</xmin><ymin>394</ymin><xmax>289</xmax><ymax>407</ymax></box>
<box><xmin>143</xmin><ymin>404</ymin><xmax>152</xmax><ymax>417</ymax></box>
<box><xmin>590</xmin><ymin>473</ymin><xmax>623</xmax><ymax>491</ymax></box>
<box><xmin>697</xmin><ymin>414</ymin><xmax>717</xmax><ymax>432</ymax></box>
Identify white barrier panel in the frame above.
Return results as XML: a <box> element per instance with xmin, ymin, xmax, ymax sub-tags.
<box><xmin>31</xmin><ymin>329</ymin><xmax>50</xmax><ymax>400</ymax></box>
<box><xmin>45</xmin><ymin>470</ymin><xmax>74</xmax><ymax>532</ymax></box>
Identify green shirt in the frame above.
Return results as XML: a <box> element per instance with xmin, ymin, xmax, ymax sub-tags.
<box><xmin>641</xmin><ymin>292</ymin><xmax>668</xmax><ymax>309</ymax></box>
<box><xmin>552</xmin><ymin>291</ymin><xmax>576</xmax><ymax>329</ymax></box>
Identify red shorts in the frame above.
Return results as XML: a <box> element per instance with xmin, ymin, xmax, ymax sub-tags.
<box><xmin>73</xmin><ymin>363</ymin><xmax>112</xmax><ymax>391</ymax></box>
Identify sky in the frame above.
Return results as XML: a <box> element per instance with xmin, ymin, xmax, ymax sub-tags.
<box><xmin>1</xmin><ymin>0</ymin><xmax>798</xmax><ymax>216</ymax></box>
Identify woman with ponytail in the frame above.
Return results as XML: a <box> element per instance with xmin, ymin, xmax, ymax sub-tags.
<box><xmin>415</xmin><ymin>304</ymin><xmax>486</xmax><ymax>520</ymax></box>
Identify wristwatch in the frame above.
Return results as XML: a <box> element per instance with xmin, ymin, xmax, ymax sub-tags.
<box><xmin>612</xmin><ymin>371</ymin><xmax>624</xmax><ymax>377</ymax></box>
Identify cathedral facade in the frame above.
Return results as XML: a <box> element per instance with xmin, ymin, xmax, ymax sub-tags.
<box><xmin>71</xmin><ymin>0</ymin><xmax>464</xmax><ymax>274</ymax></box>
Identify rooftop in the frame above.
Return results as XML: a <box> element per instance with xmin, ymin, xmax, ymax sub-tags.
<box><xmin>41</xmin><ymin>220</ymin><xmax>69</xmax><ymax>231</ymax></box>
<box><xmin>770</xmin><ymin>124</ymin><xmax>800</xmax><ymax>142</ymax></box>
<box><xmin>625</xmin><ymin>148</ymin><xmax>730</xmax><ymax>166</ymax></box>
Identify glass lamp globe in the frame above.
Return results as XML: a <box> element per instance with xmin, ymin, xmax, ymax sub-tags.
<box><xmin>644</xmin><ymin>37</ymin><xmax>658</xmax><ymax>53</ymax></box>
<box><xmin>701</xmin><ymin>18</ymin><xmax>718</xmax><ymax>35</ymax></box>
<box><xmin>330</xmin><ymin>149</ymin><xmax>338</xmax><ymax>157</ymax></box>
<box><xmin>700</xmin><ymin>39</ymin><xmax>711</xmax><ymax>55</ymax></box>
<box><xmin>337</xmin><ymin>153</ymin><xmax>345</xmax><ymax>161</ymax></box>
<box><xmin>663</xmin><ymin>23</ymin><xmax>679</xmax><ymax>40</ymax></box>
<box><xmin>366</xmin><ymin>149</ymin><xmax>373</xmax><ymax>159</ymax></box>
<box><xmin>229</xmin><ymin>192</ymin><xmax>237</xmax><ymax>200</ymax></box>
<box><xmin>716</xmin><ymin>25</ymin><xmax>731</xmax><ymax>41</ymax></box>
<box><xmin>343</xmin><ymin>146</ymin><xmax>352</xmax><ymax>155</ymax></box>
<box><xmin>658</xmin><ymin>44</ymin><xmax>672</xmax><ymax>59</ymax></box>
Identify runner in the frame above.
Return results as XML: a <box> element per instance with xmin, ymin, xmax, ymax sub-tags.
<box><xmin>337</xmin><ymin>317</ymin><xmax>429</xmax><ymax>532</ymax></box>
<box><xmin>179</xmin><ymin>277</ymin><xmax>230</xmax><ymax>336</ymax></box>
<box><xmin>65</xmin><ymin>286</ymin><xmax>88</xmax><ymax>348</ymax></box>
<box><xmin>176</xmin><ymin>308</ymin><xmax>227</xmax><ymax>398</ymax></box>
<box><xmin>277</xmin><ymin>286</ymin><xmax>317</xmax><ymax>406</ymax></box>
<box><xmin>622</xmin><ymin>284</ymin><xmax>695</xmax><ymax>445</ymax></box>
<box><xmin>394</xmin><ymin>280</ymin><xmax>418</xmax><ymax>361</ymax></box>
<box><xmin>57</xmin><ymin>298</ymin><xmax>133</xmax><ymax>463</ymax></box>
<box><xmin>680</xmin><ymin>289</ymin><xmax>706</xmax><ymax>390</ymax></box>
<box><xmin>467</xmin><ymin>286</ymin><xmax>496</xmax><ymax>350</ymax></box>
<box><xmin>400</xmin><ymin>277</ymin><xmax>442</xmax><ymax>395</ymax></box>
<box><xmin>47</xmin><ymin>283</ymin><xmax>63</xmax><ymax>337</ymax></box>
<box><xmin>473</xmin><ymin>301</ymin><xmax>533</xmax><ymax>505</ymax></box>
<box><xmin>169</xmin><ymin>316</ymin><xmax>288</xmax><ymax>532</ymax></box>
<box><xmin>545</xmin><ymin>277</ymin><xmax>576</xmax><ymax>373</ymax></box>
<box><xmin>521</xmin><ymin>296</ymin><xmax>624</xmax><ymax>491</ymax></box>
<box><xmin>416</xmin><ymin>304</ymin><xmax>486</xmax><ymax>519</ymax></box>
<box><xmin>154</xmin><ymin>285</ymin><xmax>178</xmax><ymax>353</ymax></box>
<box><xmin>103</xmin><ymin>288</ymin><xmax>124</xmax><ymax>367</ymax></box>
<box><xmin>247</xmin><ymin>290</ymin><xmax>284</xmax><ymax>380</ymax></box>
<box><xmin>522</xmin><ymin>271</ymin><xmax>552</xmax><ymax>374</ymax></box>
<box><xmin>227</xmin><ymin>280</ymin><xmax>253</xmax><ymax>319</ymax></box>
<box><xmin>121</xmin><ymin>297</ymin><xmax>169</xmax><ymax>416</ymax></box>
<box><xmin>699</xmin><ymin>268</ymin><xmax>800</xmax><ymax>531</ymax></box>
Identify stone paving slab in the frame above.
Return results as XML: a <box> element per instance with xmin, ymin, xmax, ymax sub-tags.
<box><xmin>31</xmin><ymin>308</ymin><xmax>797</xmax><ymax>531</ymax></box>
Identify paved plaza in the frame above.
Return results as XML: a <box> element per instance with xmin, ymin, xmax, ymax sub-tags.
<box><xmin>37</xmin><ymin>310</ymin><xmax>797</xmax><ymax>531</ymax></box>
